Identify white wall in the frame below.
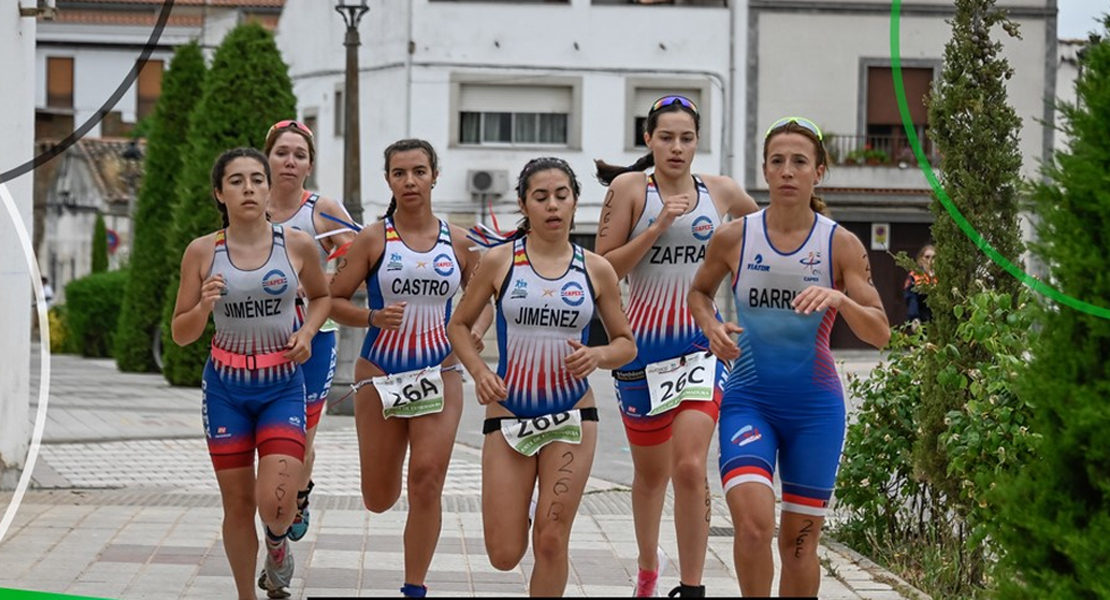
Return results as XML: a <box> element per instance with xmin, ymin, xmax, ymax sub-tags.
<box><xmin>754</xmin><ymin>8</ymin><xmax>1052</xmax><ymax>191</ymax></box>
<box><xmin>277</xmin><ymin>0</ymin><xmax>741</xmax><ymax>230</ymax></box>
<box><xmin>0</xmin><ymin>4</ymin><xmax>37</xmax><ymax>490</ymax></box>
<box><xmin>1054</xmin><ymin>40</ymin><xmax>1081</xmax><ymax>152</ymax></box>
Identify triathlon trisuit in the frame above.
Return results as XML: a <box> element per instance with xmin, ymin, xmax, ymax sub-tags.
<box><xmin>613</xmin><ymin>174</ymin><xmax>727</xmax><ymax>445</ymax></box>
<box><xmin>718</xmin><ymin>209</ymin><xmax>844</xmax><ymax>517</ymax></box>
<box><xmin>495</xmin><ymin>238</ymin><xmax>596</xmax><ymax>418</ymax></box>
<box><xmin>203</xmin><ymin>225</ymin><xmax>306</xmax><ymax>470</ymax></box>
<box><xmin>360</xmin><ymin>217</ymin><xmax>462</xmax><ymax>374</ymax></box>
<box><xmin>274</xmin><ymin>191</ymin><xmax>339</xmax><ymax>428</ymax></box>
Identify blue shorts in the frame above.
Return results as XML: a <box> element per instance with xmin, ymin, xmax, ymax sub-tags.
<box><xmin>303</xmin><ymin>330</ymin><xmax>337</xmax><ymax>429</ymax></box>
<box><xmin>202</xmin><ymin>360</ymin><xmax>307</xmax><ymax>471</ymax></box>
<box><xmin>614</xmin><ymin>358</ymin><xmax>727</xmax><ymax>446</ymax></box>
<box><xmin>718</xmin><ymin>392</ymin><xmax>845</xmax><ymax>517</ymax></box>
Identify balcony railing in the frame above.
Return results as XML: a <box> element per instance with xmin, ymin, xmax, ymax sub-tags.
<box><xmin>825</xmin><ymin>134</ymin><xmax>940</xmax><ymax>167</ymax></box>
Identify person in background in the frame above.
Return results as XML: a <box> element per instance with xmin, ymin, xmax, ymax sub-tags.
<box><xmin>264</xmin><ymin>119</ymin><xmax>357</xmax><ymax>543</ymax></box>
<box><xmin>904</xmin><ymin>244</ymin><xmax>936</xmax><ymax>325</ymax></box>
<box><xmin>42</xmin><ymin>276</ymin><xmax>55</xmax><ymax>308</ymax></box>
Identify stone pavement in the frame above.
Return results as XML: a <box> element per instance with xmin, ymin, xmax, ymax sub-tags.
<box><xmin>0</xmin><ymin>351</ymin><xmax>925</xmax><ymax>599</ymax></box>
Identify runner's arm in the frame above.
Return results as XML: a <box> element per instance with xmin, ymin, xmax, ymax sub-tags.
<box><xmin>447</xmin><ymin>244</ymin><xmax>509</xmax><ymax>379</ymax></box>
<box><xmin>594</xmin><ymin>173</ymin><xmax>662</xmax><ymax>279</ymax></box>
<box><xmin>329</xmin><ymin>223</ymin><xmax>383</xmax><ymax>327</ymax></box>
<box><xmin>584</xmin><ymin>253</ymin><xmax>637</xmax><ymax>369</ymax></box>
<box><xmin>289</xmin><ymin>229</ymin><xmax>332</xmax><ymax>338</ymax></box>
<box><xmin>689</xmin><ymin>220</ymin><xmax>744</xmax><ymax>361</ymax></box>
<box><xmin>830</xmin><ymin>229</ymin><xmax>890</xmax><ymax>348</ymax></box>
<box><xmin>171</xmin><ymin>237</ymin><xmax>218</xmax><ymax>346</ymax></box>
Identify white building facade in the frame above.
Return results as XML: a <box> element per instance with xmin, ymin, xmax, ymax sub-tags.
<box><xmin>748</xmin><ymin>0</ymin><xmax>1056</xmax><ymax>343</ymax></box>
<box><xmin>1</xmin><ymin>2</ymin><xmax>40</xmax><ymax>489</ymax></box>
<box><xmin>276</xmin><ymin>0</ymin><xmax>1057</xmax><ymax>347</ymax></box>
<box><xmin>276</xmin><ymin>0</ymin><xmax>746</xmax><ymax>231</ymax></box>
<box><xmin>35</xmin><ymin>1</ymin><xmax>284</xmax><ymax>139</ymax></box>
<box><xmin>32</xmin><ymin>1</ymin><xmax>285</xmax><ymax>293</ymax></box>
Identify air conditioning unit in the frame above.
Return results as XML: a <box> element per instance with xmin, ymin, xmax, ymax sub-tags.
<box><xmin>466</xmin><ymin>169</ymin><xmax>509</xmax><ymax>195</ymax></box>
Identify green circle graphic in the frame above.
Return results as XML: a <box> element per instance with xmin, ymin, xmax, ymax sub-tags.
<box><xmin>890</xmin><ymin>0</ymin><xmax>1110</xmax><ymax>319</ymax></box>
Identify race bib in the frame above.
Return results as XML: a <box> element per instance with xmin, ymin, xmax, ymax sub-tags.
<box><xmin>373</xmin><ymin>366</ymin><xmax>445</xmax><ymax>419</ymax></box>
<box><xmin>645</xmin><ymin>351</ymin><xmax>717</xmax><ymax>416</ymax></box>
<box><xmin>500</xmin><ymin>410</ymin><xmax>583</xmax><ymax>457</ymax></box>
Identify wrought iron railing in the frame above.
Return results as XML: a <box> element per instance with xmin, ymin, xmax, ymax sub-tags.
<box><xmin>824</xmin><ymin>134</ymin><xmax>940</xmax><ymax>167</ymax></box>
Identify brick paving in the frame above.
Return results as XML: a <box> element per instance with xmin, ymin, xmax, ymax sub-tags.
<box><xmin>0</xmin><ymin>351</ymin><xmax>924</xmax><ymax>598</ymax></box>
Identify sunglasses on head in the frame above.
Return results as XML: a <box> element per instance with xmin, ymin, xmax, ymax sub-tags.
<box><xmin>765</xmin><ymin>116</ymin><xmax>823</xmax><ymax>141</ymax></box>
<box><xmin>267</xmin><ymin>119</ymin><xmax>314</xmax><ymax>140</ymax></box>
<box><xmin>650</xmin><ymin>95</ymin><xmax>699</xmax><ymax>116</ymax></box>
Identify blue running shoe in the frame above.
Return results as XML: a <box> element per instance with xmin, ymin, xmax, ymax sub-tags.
<box><xmin>287</xmin><ymin>480</ymin><xmax>314</xmax><ymax>542</ymax></box>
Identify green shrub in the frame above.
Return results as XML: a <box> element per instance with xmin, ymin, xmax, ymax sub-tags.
<box><xmin>65</xmin><ymin>269</ymin><xmax>129</xmax><ymax>358</ymax></box>
<box><xmin>916</xmin><ymin>0</ymin><xmax>1025</xmax><ymax>519</ymax></box>
<box><xmin>836</xmin><ymin>326</ymin><xmax>928</xmax><ymax>547</ymax></box>
<box><xmin>91</xmin><ymin>214</ymin><xmax>108</xmax><ymax>273</ymax></box>
<box><xmin>47</xmin><ymin>305</ymin><xmax>74</xmax><ymax>354</ymax></box>
<box><xmin>115</xmin><ymin>41</ymin><xmax>207</xmax><ymax>373</ymax></box>
<box><xmin>991</xmin><ymin>19</ymin><xmax>1110</xmax><ymax>598</ymax></box>
<box><xmin>835</xmin><ymin>289</ymin><xmax>1036</xmax><ymax>598</ymax></box>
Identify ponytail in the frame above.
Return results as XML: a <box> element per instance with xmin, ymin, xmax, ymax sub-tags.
<box><xmin>467</xmin><ymin>218</ymin><xmax>529</xmax><ymax>248</ymax></box>
<box><xmin>810</xmin><ymin>194</ymin><xmax>828</xmax><ymax>216</ymax></box>
<box><xmin>216</xmin><ymin>203</ymin><xmax>230</xmax><ymax>228</ymax></box>
<box><xmin>380</xmin><ymin>196</ymin><xmax>398</xmax><ymax>221</ymax></box>
<box><xmin>594</xmin><ymin>153</ymin><xmax>655</xmax><ymax>187</ymax></box>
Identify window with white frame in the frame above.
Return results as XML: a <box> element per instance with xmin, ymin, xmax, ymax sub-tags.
<box><xmin>458</xmin><ymin>84</ymin><xmax>572</xmax><ymax>147</ymax></box>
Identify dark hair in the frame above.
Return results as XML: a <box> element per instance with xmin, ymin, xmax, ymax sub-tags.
<box><xmin>211</xmin><ymin>147</ymin><xmax>271</xmax><ymax>227</ymax></box>
<box><xmin>381</xmin><ymin>138</ymin><xmax>439</xmax><ymax>220</ymax></box>
<box><xmin>506</xmin><ymin>157</ymin><xmax>581</xmax><ymax>240</ymax></box>
<box><xmin>264</xmin><ymin>123</ymin><xmax>316</xmax><ymax>165</ymax></box>
<box><xmin>595</xmin><ymin>97</ymin><xmax>701</xmax><ymax>186</ymax></box>
<box><xmin>762</xmin><ymin>122</ymin><xmax>830</xmax><ymax>216</ymax></box>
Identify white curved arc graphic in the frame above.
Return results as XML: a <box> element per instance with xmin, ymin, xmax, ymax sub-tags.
<box><xmin>0</xmin><ymin>182</ymin><xmax>51</xmax><ymax>545</ymax></box>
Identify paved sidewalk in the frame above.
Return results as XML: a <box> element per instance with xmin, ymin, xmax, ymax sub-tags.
<box><xmin>0</xmin><ymin>352</ymin><xmax>922</xmax><ymax>599</ymax></box>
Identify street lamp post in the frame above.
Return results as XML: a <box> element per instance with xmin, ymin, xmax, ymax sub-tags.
<box><xmin>335</xmin><ymin>0</ymin><xmax>368</xmax><ymax>225</ymax></box>
<box><xmin>330</xmin><ymin>0</ymin><xmax>370</xmax><ymax>416</ymax></box>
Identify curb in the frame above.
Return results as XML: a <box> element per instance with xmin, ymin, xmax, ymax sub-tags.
<box><xmin>822</xmin><ymin>537</ymin><xmax>932</xmax><ymax>600</ymax></box>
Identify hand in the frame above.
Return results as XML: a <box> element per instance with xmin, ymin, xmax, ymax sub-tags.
<box><xmin>470</xmin><ymin>330</ymin><xmax>486</xmax><ymax>353</ymax></box>
<box><xmin>474</xmin><ymin>368</ymin><xmax>508</xmax><ymax>405</ymax></box>
<box><xmin>284</xmin><ymin>329</ymin><xmax>314</xmax><ymax>364</ymax></box>
<box><xmin>372</xmin><ymin>302</ymin><xmax>407</xmax><ymax>330</ymax></box>
<box><xmin>653</xmin><ymin>193</ymin><xmax>691</xmax><ymax>231</ymax></box>
<box><xmin>706</xmin><ymin>321</ymin><xmax>743</xmax><ymax>361</ymax></box>
<box><xmin>199</xmin><ymin>273</ymin><xmax>226</xmax><ymax>313</ymax></box>
<box><xmin>565</xmin><ymin>339</ymin><xmax>599</xmax><ymax>379</ymax></box>
<box><xmin>792</xmin><ymin>286</ymin><xmax>847</xmax><ymax>315</ymax></box>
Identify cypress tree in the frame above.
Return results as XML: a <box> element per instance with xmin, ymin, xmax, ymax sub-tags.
<box><xmin>914</xmin><ymin>0</ymin><xmax>1025</xmax><ymax>501</ymax></box>
<box><xmin>160</xmin><ymin>23</ymin><xmax>297</xmax><ymax>386</ymax></box>
<box><xmin>114</xmin><ymin>41</ymin><xmax>206</xmax><ymax>373</ymax></box>
<box><xmin>993</xmin><ymin>21</ymin><xmax>1110</xmax><ymax>598</ymax></box>
<box><xmin>91</xmin><ymin>213</ymin><xmax>108</xmax><ymax>273</ymax></box>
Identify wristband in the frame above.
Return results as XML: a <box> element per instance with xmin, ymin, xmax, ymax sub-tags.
<box><xmin>367</xmin><ymin>308</ymin><xmax>376</xmax><ymax>328</ymax></box>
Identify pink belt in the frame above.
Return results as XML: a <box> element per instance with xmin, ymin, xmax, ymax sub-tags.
<box><xmin>211</xmin><ymin>344</ymin><xmax>291</xmax><ymax>370</ymax></box>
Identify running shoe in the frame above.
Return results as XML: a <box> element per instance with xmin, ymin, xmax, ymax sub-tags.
<box><xmin>288</xmin><ymin>481</ymin><xmax>314</xmax><ymax>541</ymax></box>
<box><xmin>259</xmin><ymin>537</ymin><xmax>295</xmax><ymax>594</ymax></box>
<box><xmin>634</xmin><ymin>546</ymin><xmax>668</xmax><ymax>597</ymax></box>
